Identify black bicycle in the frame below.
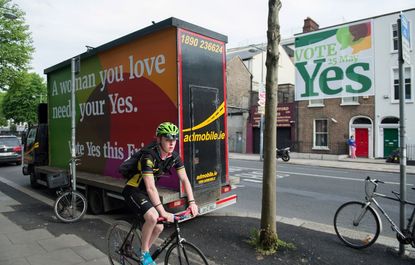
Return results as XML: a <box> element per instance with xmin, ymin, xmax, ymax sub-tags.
<box><xmin>334</xmin><ymin>176</ymin><xmax>415</xmax><ymax>249</ymax></box>
<box><xmin>106</xmin><ymin>209</ymin><xmax>208</xmax><ymax>265</ymax></box>
<box><xmin>53</xmin><ymin>158</ymin><xmax>87</xmax><ymax>223</ymax></box>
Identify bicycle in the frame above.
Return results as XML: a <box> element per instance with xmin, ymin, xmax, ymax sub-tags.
<box><xmin>106</xmin><ymin>209</ymin><xmax>209</xmax><ymax>265</ymax></box>
<box><xmin>53</xmin><ymin>158</ymin><xmax>87</xmax><ymax>223</ymax></box>
<box><xmin>334</xmin><ymin>176</ymin><xmax>415</xmax><ymax>249</ymax></box>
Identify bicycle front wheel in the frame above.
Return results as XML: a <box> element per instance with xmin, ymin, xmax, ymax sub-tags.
<box><xmin>54</xmin><ymin>191</ymin><xmax>87</xmax><ymax>223</ymax></box>
<box><xmin>334</xmin><ymin>201</ymin><xmax>380</xmax><ymax>249</ymax></box>
<box><xmin>107</xmin><ymin>221</ymin><xmax>142</xmax><ymax>265</ymax></box>
<box><xmin>165</xmin><ymin>241</ymin><xmax>208</xmax><ymax>265</ymax></box>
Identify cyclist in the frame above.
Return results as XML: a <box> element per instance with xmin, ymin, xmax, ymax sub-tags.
<box><xmin>122</xmin><ymin>122</ymin><xmax>198</xmax><ymax>265</ymax></box>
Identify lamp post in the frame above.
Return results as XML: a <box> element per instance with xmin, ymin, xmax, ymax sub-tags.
<box><xmin>249</xmin><ymin>44</ymin><xmax>265</xmax><ymax>160</ymax></box>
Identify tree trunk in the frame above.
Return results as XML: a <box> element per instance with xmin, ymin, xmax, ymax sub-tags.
<box><xmin>259</xmin><ymin>0</ymin><xmax>281</xmax><ymax>248</ymax></box>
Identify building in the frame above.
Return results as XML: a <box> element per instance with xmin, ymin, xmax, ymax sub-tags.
<box><xmin>226</xmin><ymin>56</ymin><xmax>252</xmax><ymax>153</ymax></box>
<box><xmin>227</xmin><ymin>43</ymin><xmax>296</xmax><ymax>153</ymax></box>
<box><xmin>294</xmin><ymin>10</ymin><xmax>415</xmax><ymax>159</ymax></box>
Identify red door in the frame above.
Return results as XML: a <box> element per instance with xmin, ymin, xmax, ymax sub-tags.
<box><xmin>355</xmin><ymin>128</ymin><xmax>368</xmax><ymax>157</ymax></box>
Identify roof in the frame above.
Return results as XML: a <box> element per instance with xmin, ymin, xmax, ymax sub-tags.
<box><xmin>227</xmin><ymin>43</ymin><xmax>266</xmax><ymax>61</ymax></box>
<box><xmin>44</xmin><ymin>17</ymin><xmax>228</xmax><ymax>74</ymax></box>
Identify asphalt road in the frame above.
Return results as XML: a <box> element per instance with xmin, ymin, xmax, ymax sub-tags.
<box><xmin>223</xmin><ymin>159</ymin><xmax>415</xmax><ymax>239</ymax></box>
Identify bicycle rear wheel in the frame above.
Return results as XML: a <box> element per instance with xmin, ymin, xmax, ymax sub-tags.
<box><xmin>165</xmin><ymin>241</ymin><xmax>208</xmax><ymax>265</ymax></box>
<box><xmin>334</xmin><ymin>201</ymin><xmax>380</xmax><ymax>249</ymax></box>
<box><xmin>107</xmin><ymin>221</ymin><xmax>142</xmax><ymax>265</ymax></box>
<box><xmin>54</xmin><ymin>191</ymin><xmax>87</xmax><ymax>223</ymax></box>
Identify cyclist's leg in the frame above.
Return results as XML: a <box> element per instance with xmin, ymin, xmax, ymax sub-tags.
<box><xmin>148</xmin><ymin>216</ymin><xmax>164</xmax><ymax>247</ymax></box>
<box><xmin>141</xmin><ymin>208</ymin><xmax>159</xmax><ymax>251</ymax></box>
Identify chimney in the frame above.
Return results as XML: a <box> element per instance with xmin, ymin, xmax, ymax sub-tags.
<box><xmin>303</xmin><ymin>17</ymin><xmax>319</xmax><ymax>33</ymax></box>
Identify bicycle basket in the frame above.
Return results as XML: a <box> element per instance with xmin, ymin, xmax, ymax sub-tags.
<box><xmin>365</xmin><ymin>179</ymin><xmax>376</xmax><ymax>198</ymax></box>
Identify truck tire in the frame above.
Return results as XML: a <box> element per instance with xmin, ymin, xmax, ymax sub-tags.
<box><xmin>88</xmin><ymin>188</ymin><xmax>104</xmax><ymax>215</ymax></box>
<box><xmin>30</xmin><ymin>173</ymin><xmax>41</xmax><ymax>189</ymax></box>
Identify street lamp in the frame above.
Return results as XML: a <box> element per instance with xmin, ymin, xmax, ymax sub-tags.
<box><xmin>249</xmin><ymin>44</ymin><xmax>265</xmax><ymax>161</ymax></box>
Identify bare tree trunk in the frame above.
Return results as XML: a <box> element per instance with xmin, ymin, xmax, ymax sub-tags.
<box><xmin>260</xmin><ymin>0</ymin><xmax>281</xmax><ymax>248</ymax></box>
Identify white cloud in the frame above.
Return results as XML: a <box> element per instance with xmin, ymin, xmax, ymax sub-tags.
<box><xmin>12</xmin><ymin>0</ymin><xmax>415</xmax><ymax>77</ymax></box>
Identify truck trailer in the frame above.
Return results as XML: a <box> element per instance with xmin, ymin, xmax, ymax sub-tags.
<box><xmin>23</xmin><ymin>17</ymin><xmax>236</xmax><ymax>215</ymax></box>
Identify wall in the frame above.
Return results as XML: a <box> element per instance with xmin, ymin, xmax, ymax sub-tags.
<box><xmin>373</xmin><ymin>9</ymin><xmax>415</xmax><ymax>157</ymax></box>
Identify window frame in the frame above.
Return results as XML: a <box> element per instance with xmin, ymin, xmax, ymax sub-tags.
<box><xmin>313</xmin><ymin>119</ymin><xmax>329</xmax><ymax>149</ymax></box>
<box><xmin>308</xmin><ymin>99</ymin><xmax>324</xmax><ymax>107</ymax></box>
<box><xmin>391</xmin><ymin>66</ymin><xmax>413</xmax><ymax>103</ymax></box>
<box><xmin>341</xmin><ymin>96</ymin><xmax>359</xmax><ymax>106</ymax></box>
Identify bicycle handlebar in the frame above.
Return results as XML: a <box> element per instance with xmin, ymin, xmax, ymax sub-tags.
<box><xmin>366</xmin><ymin>176</ymin><xmax>384</xmax><ymax>184</ymax></box>
<box><xmin>157</xmin><ymin>209</ymin><xmax>193</xmax><ymax>223</ymax></box>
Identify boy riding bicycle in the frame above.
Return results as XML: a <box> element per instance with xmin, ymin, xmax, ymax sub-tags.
<box><xmin>122</xmin><ymin>122</ymin><xmax>198</xmax><ymax>265</ymax></box>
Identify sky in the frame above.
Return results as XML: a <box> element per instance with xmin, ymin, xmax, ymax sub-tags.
<box><xmin>11</xmin><ymin>0</ymin><xmax>415</xmax><ymax>78</ymax></box>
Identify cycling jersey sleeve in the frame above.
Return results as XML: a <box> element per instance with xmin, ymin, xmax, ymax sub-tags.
<box><xmin>173</xmin><ymin>154</ymin><xmax>185</xmax><ymax>171</ymax></box>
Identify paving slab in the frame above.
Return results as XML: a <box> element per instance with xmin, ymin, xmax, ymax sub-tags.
<box><xmin>6</xmin><ymin>228</ymin><xmax>54</xmax><ymax>244</ymax></box>
<box><xmin>0</xmin><ymin>241</ymin><xmax>46</xmax><ymax>261</ymax></box>
<box><xmin>0</xmin><ymin>257</ymin><xmax>30</xmax><ymax>265</ymax></box>
<box><xmin>26</xmin><ymin>249</ymin><xmax>84</xmax><ymax>265</ymax></box>
<box><xmin>71</xmin><ymin>245</ymin><xmax>107</xmax><ymax>261</ymax></box>
<box><xmin>37</xmin><ymin>234</ymin><xmax>89</xmax><ymax>252</ymax></box>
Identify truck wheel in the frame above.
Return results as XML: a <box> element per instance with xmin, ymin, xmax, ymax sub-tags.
<box><xmin>88</xmin><ymin>188</ymin><xmax>104</xmax><ymax>215</ymax></box>
<box><xmin>30</xmin><ymin>173</ymin><xmax>41</xmax><ymax>189</ymax></box>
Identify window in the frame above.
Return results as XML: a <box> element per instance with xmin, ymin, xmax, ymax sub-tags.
<box><xmin>392</xmin><ymin>23</ymin><xmax>398</xmax><ymax>51</ymax></box>
<box><xmin>308</xmin><ymin>99</ymin><xmax>324</xmax><ymax>107</ymax></box>
<box><xmin>314</xmin><ymin>119</ymin><xmax>328</xmax><ymax>148</ymax></box>
<box><xmin>392</xmin><ymin>67</ymin><xmax>412</xmax><ymax>101</ymax></box>
<box><xmin>341</xmin><ymin>96</ymin><xmax>359</xmax><ymax>105</ymax></box>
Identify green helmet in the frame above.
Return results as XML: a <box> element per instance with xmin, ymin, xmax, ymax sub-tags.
<box><xmin>156</xmin><ymin>122</ymin><xmax>179</xmax><ymax>140</ymax></box>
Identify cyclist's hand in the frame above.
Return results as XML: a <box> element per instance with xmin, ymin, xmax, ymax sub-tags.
<box><xmin>161</xmin><ymin>212</ymin><xmax>175</xmax><ymax>223</ymax></box>
<box><xmin>188</xmin><ymin>202</ymin><xmax>198</xmax><ymax>216</ymax></box>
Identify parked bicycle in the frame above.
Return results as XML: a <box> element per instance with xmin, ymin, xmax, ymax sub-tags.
<box><xmin>106</xmin><ymin>209</ymin><xmax>208</xmax><ymax>265</ymax></box>
<box><xmin>334</xmin><ymin>176</ymin><xmax>415</xmax><ymax>249</ymax></box>
<box><xmin>53</xmin><ymin>158</ymin><xmax>87</xmax><ymax>223</ymax></box>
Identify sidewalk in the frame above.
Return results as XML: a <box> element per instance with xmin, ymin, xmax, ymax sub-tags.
<box><xmin>229</xmin><ymin>152</ymin><xmax>415</xmax><ymax>174</ymax></box>
<box><xmin>0</xmin><ymin>189</ymin><xmax>109</xmax><ymax>265</ymax></box>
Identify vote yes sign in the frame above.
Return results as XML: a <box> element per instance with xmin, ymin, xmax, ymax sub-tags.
<box><xmin>294</xmin><ymin>20</ymin><xmax>375</xmax><ymax>101</ymax></box>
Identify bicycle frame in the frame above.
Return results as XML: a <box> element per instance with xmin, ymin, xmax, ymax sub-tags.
<box><xmin>364</xmin><ymin>188</ymin><xmax>415</xmax><ymax>240</ymax></box>
<box><xmin>117</xmin><ymin>218</ymin><xmax>182</xmax><ymax>263</ymax></box>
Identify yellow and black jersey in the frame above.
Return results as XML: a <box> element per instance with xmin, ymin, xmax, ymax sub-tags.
<box><xmin>126</xmin><ymin>144</ymin><xmax>184</xmax><ymax>190</ymax></box>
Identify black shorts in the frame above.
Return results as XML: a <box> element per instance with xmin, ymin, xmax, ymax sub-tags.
<box><xmin>122</xmin><ymin>185</ymin><xmax>154</xmax><ymax>217</ymax></box>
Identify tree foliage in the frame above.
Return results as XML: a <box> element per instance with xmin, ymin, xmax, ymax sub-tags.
<box><xmin>2</xmin><ymin>71</ymin><xmax>46</xmax><ymax>125</ymax></box>
<box><xmin>0</xmin><ymin>0</ymin><xmax>34</xmax><ymax>91</ymax></box>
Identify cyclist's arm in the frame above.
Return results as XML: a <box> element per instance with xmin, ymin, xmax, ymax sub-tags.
<box><xmin>143</xmin><ymin>174</ymin><xmax>173</xmax><ymax>221</ymax></box>
<box><xmin>177</xmin><ymin>168</ymin><xmax>199</xmax><ymax>216</ymax></box>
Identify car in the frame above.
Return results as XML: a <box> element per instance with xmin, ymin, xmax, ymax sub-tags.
<box><xmin>0</xmin><ymin>135</ymin><xmax>22</xmax><ymax>165</ymax></box>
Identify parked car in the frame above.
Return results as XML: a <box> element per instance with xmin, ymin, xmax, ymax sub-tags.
<box><xmin>0</xmin><ymin>135</ymin><xmax>22</xmax><ymax>165</ymax></box>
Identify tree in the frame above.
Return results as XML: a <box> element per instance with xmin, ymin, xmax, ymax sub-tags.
<box><xmin>259</xmin><ymin>0</ymin><xmax>281</xmax><ymax>251</ymax></box>
<box><xmin>0</xmin><ymin>0</ymin><xmax>34</xmax><ymax>91</ymax></box>
<box><xmin>3</xmin><ymin>71</ymin><xmax>46</xmax><ymax>125</ymax></box>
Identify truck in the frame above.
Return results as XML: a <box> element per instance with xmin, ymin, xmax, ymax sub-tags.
<box><xmin>22</xmin><ymin>17</ymin><xmax>237</xmax><ymax>215</ymax></box>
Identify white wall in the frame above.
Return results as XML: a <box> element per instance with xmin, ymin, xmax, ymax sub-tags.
<box><xmin>251</xmin><ymin>45</ymin><xmax>295</xmax><ymax>92</ymax></box>
<box><xmin>373</xmin><ymin>9</ymin><xmax>415</xmax><ymax>157</ymax></box>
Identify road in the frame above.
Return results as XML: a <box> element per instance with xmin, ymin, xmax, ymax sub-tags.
<box><xmin>222</xmin><ymin>159</ymin><xmax>415</xmax><ymax>238</ymax></box>
<box><xmin>1</xmin><ymin>160</ymin><xmax>415</xmax><ymax>240</ymax></box>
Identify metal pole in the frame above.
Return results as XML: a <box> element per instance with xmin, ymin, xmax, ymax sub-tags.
<box><xmin>260</xmin><ymin>44</ymin><xmax>265</xmax><ymax>161</ymax></box>
<box><xmin>397</xmin><ymin>18</ymin><xmax>407</xmax><ymax>256</ymax></box>
<box><xmin>71</xmin><ymin>58</ymin><xmax>77</xmax><ymax>191</ymax></box>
